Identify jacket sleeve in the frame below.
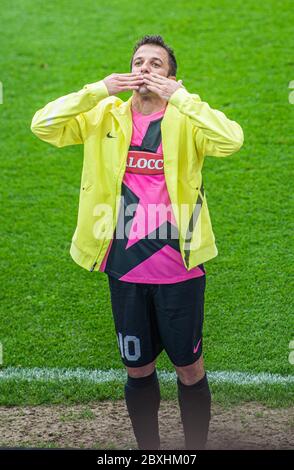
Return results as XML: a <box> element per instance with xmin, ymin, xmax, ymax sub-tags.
<box><xmin>30</xmin><ymin>80</ymin><xmax>109</xmax><ymax>148</ymax></box>
<box><xmin>169</xmin><ymin>87</ymin><xmax>244</xmax><ymax>157</ymax></box>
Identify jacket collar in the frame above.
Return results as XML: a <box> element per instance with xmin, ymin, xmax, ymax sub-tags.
<box><xmin>109</xmin><ymin>94</ymin><xmax>180</xmax><ymax>143</ymax></box>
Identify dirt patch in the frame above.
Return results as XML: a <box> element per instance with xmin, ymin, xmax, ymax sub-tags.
<box><xmin>0</xmin><ymin>401</ymin><xmax>293</xmax><ymax>450</ymax></box>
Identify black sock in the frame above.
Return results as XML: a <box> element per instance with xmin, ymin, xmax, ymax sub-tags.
<box><xmin>124</xmin><ymin>369</ymin><xmax>161</xmax><ymax>450</ymax></box>
<box><xmin>177</xmin><ymin>373</ymin><xmax>211</xmax><ymax>450</ymax></box>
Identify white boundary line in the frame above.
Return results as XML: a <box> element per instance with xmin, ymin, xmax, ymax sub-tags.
<box><xmin>0</xmin><ymin>368</ymin><xmax>293</xmax><ymax>386</ymax></box>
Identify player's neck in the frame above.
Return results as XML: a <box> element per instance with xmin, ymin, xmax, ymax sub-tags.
<box><xmin>131</xmin><ymin>93</ymin><xmax>167</xmax><ymax>116</ymax></box>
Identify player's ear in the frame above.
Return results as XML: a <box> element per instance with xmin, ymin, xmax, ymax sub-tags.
<box><xmin>168</xmin><ymin>75</ymin><xmax>177</xmax><ymax>81</ymax></box>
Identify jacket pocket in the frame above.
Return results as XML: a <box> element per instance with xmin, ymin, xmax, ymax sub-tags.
<box><xmin>188</xmin><ymin>179</ymin><xmax>199</xmax><ymax>190</ymax></box>
<box><xmin>187</xmin><ymin>172</ymin><xmax>201</xmax><ymax>190</ymax></box>
<box><xmin>82</xmin><ymin>180</ymin><xmax>93</xmax><ymax>192</ymax></box>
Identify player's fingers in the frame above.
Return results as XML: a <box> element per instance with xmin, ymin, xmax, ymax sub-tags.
<box><xmin>117</xmin><ymin>76</ymin><xmax>144</xmax><ymax>82</ymax></box>
<box><xmin>114</xmin><ymin>80</ymin><xmax>144</xmax><ymax>90</ymax></box>
<box><xmin>120</xmin><ymin>76</ymin><xmax>144</xmax><ymax>82</ymax></box>
<box><xmin>150</xmin><ymin>73</ymin><xmax>167</xmax><ymax>81</ymax></box>
<box><xmin>116</xmin><ymin>73</ymin><xmax>144</xmax><ymax>80</ymax></box>
<box><xmin>145</xmin><ymin>84</ymin><xmax>161</xmax><ymax>94</ymax></box>
<box><xmin>149</xmin><ymin>72</ymin><xmax>165</xmax><ymax>79</ymax></box>
<box><xmin>143</xmin><ymin>74</ymin><xmax>166</xmax><ymax>85</ymax></box>
<box><xmin>117</xmin><ymin>84</ymin><xmax>141</xmax><ymax>90</ymax></box>
<box><xmin>117</xmin><ymin>72</ymin><xmax>143</xmax><ymax>76</ymax></box>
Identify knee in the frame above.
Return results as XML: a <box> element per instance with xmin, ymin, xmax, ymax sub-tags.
<box><xmin>126</xmin><ymin>360</ymin><xmax>156</xmax><ymax>378</ymax></box>
<box><xmin>174</xmin><ymin>355</ymin><xmax>205</xmax><ymax>385</ymax></box>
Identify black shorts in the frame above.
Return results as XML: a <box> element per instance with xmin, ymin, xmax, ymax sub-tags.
<box><xmin>107</xmin><ymin>274</ymin><xmax>206</xmax><ymax>368</ymax></box>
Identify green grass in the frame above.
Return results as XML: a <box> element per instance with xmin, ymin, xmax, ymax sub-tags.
<box><xmin>0</xmin><ymin>379</ymin><xmax>293</xmax><ymax>407</ymax></box>
<box><xmin>0</xmin><ymin>0</ymin><xmax>293</xmax><ymax>406</ymax></box>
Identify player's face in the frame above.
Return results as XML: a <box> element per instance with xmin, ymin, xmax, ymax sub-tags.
<box><xmin>131</xmin><ymin>45</ymin><xmax>170</xmax><ymax>95</ymax></box>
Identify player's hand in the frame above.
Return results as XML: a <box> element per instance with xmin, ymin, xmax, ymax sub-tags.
<box><xmin>103</xmin><ymin>72</ymin><xmax>144</xmax><ymax>95</ymax></box>
<box><xmin>142</xmin><ymin>73</ymin><xmax>185</xmax><ymax>101</ymax></box>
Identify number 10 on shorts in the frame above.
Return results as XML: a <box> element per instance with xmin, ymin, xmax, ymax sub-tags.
<box><xmin>117</xmin><ymin>332</ymin><xmax>141</xmax><ymax>362</ymax></box>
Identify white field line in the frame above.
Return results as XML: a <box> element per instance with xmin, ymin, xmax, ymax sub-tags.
<box><xmin>0</xmin><ymin>368</ymin><xmax>293</xmax><ymax>386</ymax></box>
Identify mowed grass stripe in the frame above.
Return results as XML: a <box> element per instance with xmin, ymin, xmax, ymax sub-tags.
<box><xmin>0</xmin><ymin>367</ymin><xmax>293</xmax><ymax>386</ymax></box>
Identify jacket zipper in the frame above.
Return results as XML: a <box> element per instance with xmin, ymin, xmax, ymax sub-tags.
<box><xmin>89</xmin><ymin>233</ymin><xmax>112</xmax><ymax>272</ymax></box>
<box><xmin>90</xmin><ymin>261</ymin><xmax>98</xmax><ymax>272</ymax></box>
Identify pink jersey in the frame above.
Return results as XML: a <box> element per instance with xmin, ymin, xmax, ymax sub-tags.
<box><xmin>99</xmin><ymin>105</ymin><xmax>205</xmax><ymax>283</ymax></box>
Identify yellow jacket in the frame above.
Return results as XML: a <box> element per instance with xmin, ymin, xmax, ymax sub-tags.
<box><xmin>31</xmin><ymin>80</ymin><xmax>244</xmax><ymax>272</ymax></box>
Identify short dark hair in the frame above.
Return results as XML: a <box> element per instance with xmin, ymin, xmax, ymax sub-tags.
<box><xmin>130</xmin><ymin>35</ymin><xmax>177</xmax><ymax>77</ymax></box>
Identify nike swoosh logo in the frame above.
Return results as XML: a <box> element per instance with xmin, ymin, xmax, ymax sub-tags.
<box><xmin>193</xmin><ymin>338</ymin><xmax>202</xmax><ymax>354</ymax></box>
<box><xmin>106</xmin><ymin>132</ymin><xmax>116</xmax><ymax>138</ymax></box>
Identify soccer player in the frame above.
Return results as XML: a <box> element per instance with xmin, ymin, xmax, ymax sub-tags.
<box><xmin>31</xmin><ymin>35</ymin><xmax>244</xmax><ymax>450</ymax></box>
